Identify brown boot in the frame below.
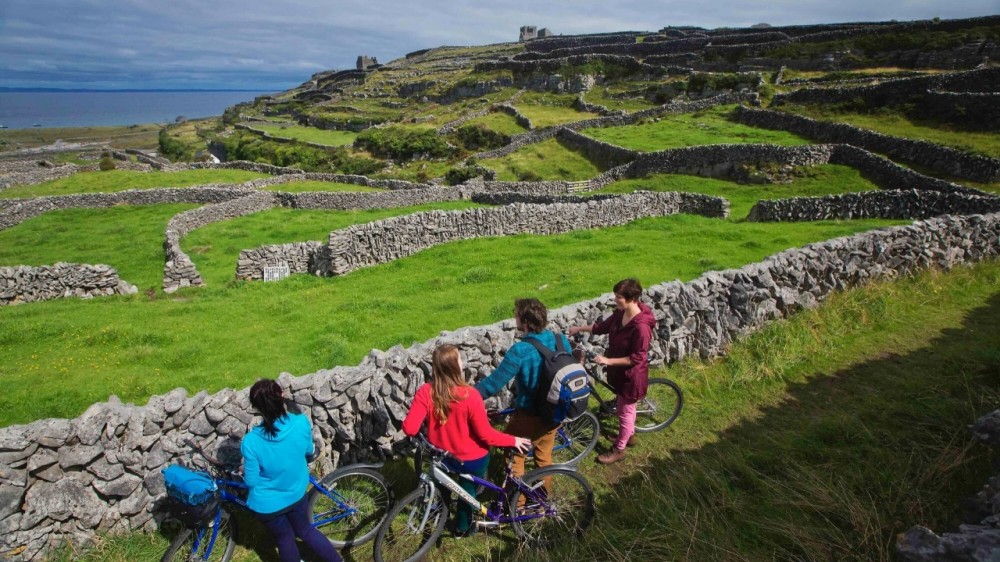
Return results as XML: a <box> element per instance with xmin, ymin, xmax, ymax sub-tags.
<box><xmin>607</xmin><ymin>433</ymin><xmax>637</xmax><ymax>447</ymax></box>
<box><xmin>597</xmin><ymin>447</ymin><xmax>626</xmax><ymax>464</ymax></box>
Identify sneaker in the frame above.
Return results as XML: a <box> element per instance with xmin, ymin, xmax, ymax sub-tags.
<box><xmin>607</xmin><ymin>432</ymin><xmax>637</xmax><ymax>447</ymax></box>
<box><xmin>597</xmin><ymin>447</ymin><xmax>627</xmax><ymax>464</ymax></box>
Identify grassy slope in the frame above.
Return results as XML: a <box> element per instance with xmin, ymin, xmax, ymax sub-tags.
<box><xmin>52</xmin><ymin>260</ymin><xmax>1000</xmax><ymax>562</ymax></box>
<box><xmin>249</xmin><ymin>124</ymin><xmax>357</xmax><ymax>146</ymax></box>
<box><xmin>777</xmin><ymin>104</ymin><xmax>1000</xmax><ymax>159</ymax></box>
<box><xmin>0</xmin><ymin>169</ymin><xmax>268</xmax><ymax>198</ymax></box>
<box><xmin>583</xmin><ymin>105</ymin><xmax>811</xmax><ymax>151</ymax></box>
<box><xmin>481</xmin><ymin>138</ymin><xmax>604</xmax><ymax>181</ymax></box>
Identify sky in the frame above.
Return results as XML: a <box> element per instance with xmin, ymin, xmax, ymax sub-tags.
<box><xmin>0</xmin><ymin>0</ymin><xmax>996</xmax><ymax>92</ymax></box>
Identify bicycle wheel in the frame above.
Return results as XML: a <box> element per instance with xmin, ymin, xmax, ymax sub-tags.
<box><xmin>308</xmin><ymin>466</ymin><xmax>393</xmax><ymax>547</ymax></box>
<box><xmin>509</xmin><ymin>466</ymin><xmax>594</xmax><ymax>547</ymax></box>
<box><xmin>161</xmin><ymin>510</ymin><xmax>236</xmax><ymax>562</ymax></box>
<box><xmin>374</xmin><ymin>485</ymin><xmax>448</xmax><ymax>562</ymax></box>
<box><xmin>551</xmin><ymin>412</ymin><xmax>599</xmax><ymax>466</ymax></box>
<box><xmin>634</xmin><ymin>378</ymin><xmax>683</xmax><ymax>433</ymax></box>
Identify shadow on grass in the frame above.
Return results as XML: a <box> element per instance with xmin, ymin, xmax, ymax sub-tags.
<box><xmin>568</xmin><ymin>292</ymin><xmax>1000</xmax><ymax>562</ymax></box>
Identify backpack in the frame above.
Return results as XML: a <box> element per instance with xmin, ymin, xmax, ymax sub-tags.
<box><xmin>162</xmin><ymin>464</ymin><xmax>217</xmax><ymax>506</ymax></box>
<box><xmin>523</xmin><ymin>335</ymin><xmax>591</xmax><ymax>424</ymax></box>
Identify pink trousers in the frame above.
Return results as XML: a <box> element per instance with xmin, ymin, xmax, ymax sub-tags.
<box><xmin>615</xmin><ymin>395</ymin><xmax>637</xmax><ymax>450</ymax></box>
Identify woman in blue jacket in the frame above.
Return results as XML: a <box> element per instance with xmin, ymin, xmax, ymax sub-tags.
<box><xmin>241</xmin><ymin>378</ymin><xmax>341</xmax><ymax>562</ymax></box>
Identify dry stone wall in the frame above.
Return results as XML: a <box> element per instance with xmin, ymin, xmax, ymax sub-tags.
<box><xmin>747</xmin><ymin>189</ymin><xmax>1000</xmax><ymax>222</ymax></box>
<box><xmin>733</xmin><ymin>106</ymin><xmax>1000</xmax><ymax>183</ymax></box>
<box><xmin>163</xmin><ymin>192</ymin><xmax>279</xmax><ymax>292</ymax></box>
<box><xmin>314</xmin><ymin>192</ymin><xmax>728</xmax><ymax>276</ymax></box>
<box><xmin>0</xmin><ymin>263</ymin><xmax>137</xmax><ymax>306</ymax></box>
<box><xmin>773</xmin><ymin>68</ymin><xmax>1000</xmax><ymax>107</ymax></box>
<box><xmin>0</xmin><ymin>187</ymin><xmax>257</xmax><ymax>231</ymax></box>
<box><xmin>897</xmin><ymin>409</ymin><xmax>1000</xmax><ymax>561</ymax></box>
<box><xmin>3</xmin><ymin>210</ymin><xmax>999</xmax><ymax>561</ymax></box>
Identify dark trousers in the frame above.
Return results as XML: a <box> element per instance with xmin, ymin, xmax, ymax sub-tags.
<box><xmin>258</xmin><ymin>494</ymin><xmax>342</xmax><ymax>562</ymax></box>
<box><xmin>443</xmin><ymin>454</ymin><xmax>490</xmax><ymax>533</ymax></box>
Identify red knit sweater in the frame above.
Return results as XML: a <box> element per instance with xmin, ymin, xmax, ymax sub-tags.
<box><xmin>402</xmin><ymin>383</ymin><xmax>516</xmax><ymax>461</ymax></box>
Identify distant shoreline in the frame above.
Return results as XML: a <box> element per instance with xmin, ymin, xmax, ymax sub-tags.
<box><xmin>0</xmin><ymin>87</ymin><xmax>274</xmax><ymax>93</ymax></box>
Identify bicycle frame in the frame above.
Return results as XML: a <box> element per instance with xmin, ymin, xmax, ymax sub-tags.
<box><xmin>411</xmin><ymin>450</ymin><xmax>550</xmax><ymax>532</ymax></box>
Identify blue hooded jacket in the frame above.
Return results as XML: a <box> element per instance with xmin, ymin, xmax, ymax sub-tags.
<box><xmin>240</xmin><ymin>412</ymin><xmax>313</xmax><ymax>513</ymax></box>
<box><xmin>475</xmin><ymin>330</ymin><xmax>572</xmax><ymax>411</ymax></box>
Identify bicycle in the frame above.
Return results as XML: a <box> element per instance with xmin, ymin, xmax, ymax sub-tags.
<box><xmin>574</xmin><ymin>337</ymin><xmax>684</xmax><ymax>433</ymax></box>
<box><xmin>373</xmin><ymin>434</ymin><xmax>595</xmax><ymax>562</ymax></box>
<box><xmin>160</xmin><ymin>438</ymin><xmax>393</xmax><ymax>562</ymax></box>
<box><xmin>488</xmin><ymin>406</ymin><xmax>599</xmax><ymax>466</ymax></box>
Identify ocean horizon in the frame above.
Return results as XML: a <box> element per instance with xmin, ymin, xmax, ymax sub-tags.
<box><xmin>0</xmin><ymin>90</ymin><xmax>273</xmax><ymax>130</ymax></box>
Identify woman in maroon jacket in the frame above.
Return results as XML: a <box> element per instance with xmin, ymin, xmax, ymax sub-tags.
<box><xmin>569</xmin><ymin>278</ymin><xmax>656</xmax><ymax>464</ymax></box>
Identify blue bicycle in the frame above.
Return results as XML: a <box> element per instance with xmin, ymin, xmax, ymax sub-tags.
<box><xmin>160</xmin><ymin>439</ymin><xmax>392</xmax><ymax>562</ymax></box>
<box><xmin>489</xmin><ymin>407</ymin><xmax>600</xmax><ymax>466</ymax></box>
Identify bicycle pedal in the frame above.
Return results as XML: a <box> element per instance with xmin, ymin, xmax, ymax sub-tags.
<box><xmin>475</xmin><ymin>520</ymin><xmax>500</xmax><ymax>528</ymax></box>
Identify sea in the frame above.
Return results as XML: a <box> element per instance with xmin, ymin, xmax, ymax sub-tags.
<box><xmin>0</xmin><ymin>90</ymin><xmax>273</xmax><ymax>130</ymax></box>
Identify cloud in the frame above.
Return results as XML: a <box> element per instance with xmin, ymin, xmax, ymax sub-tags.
<box><xmin>0</xmin><ymin>0</ymin><xmax>996</xmax><ymax>89</ymax></box>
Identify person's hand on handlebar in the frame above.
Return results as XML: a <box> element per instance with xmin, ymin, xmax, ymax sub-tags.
<box><xmin>511</xmin><ymin>436</ymin><xmax>532</xmax><ymax>454</ymax></box>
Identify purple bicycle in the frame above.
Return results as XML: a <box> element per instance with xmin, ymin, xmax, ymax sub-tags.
<box><xmin>373</xmin><ymin>434</ymin><xmax>595</xmax><ymax>561</ymax></box>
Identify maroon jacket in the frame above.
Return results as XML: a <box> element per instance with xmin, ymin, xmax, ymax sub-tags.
<box><xmin>592</xmin><ymin>302</ymin><xmax>656</xmax><ymax>402</ymax></box>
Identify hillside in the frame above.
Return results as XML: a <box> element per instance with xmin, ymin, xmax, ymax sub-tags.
<box><xmin>1</xmin><ymin>14</ymin><xmax>1000</xmax><ymax>562</ymax></box>
<box><xmin>156</xmin><ymin>15</ymin><xmax>1000</xmax><ymax>187</ymax></box>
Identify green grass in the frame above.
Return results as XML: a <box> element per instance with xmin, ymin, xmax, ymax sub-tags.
<box><xmin>583</xmin><ymin>105</ymin><xmax>811</xmax><ymax>151</ymax></box>
<box><xmin>583</xmin><ymin>86</ymin><xmax>661</xmax><ymax>112</ymax></box>
<box><xmin>465</xmin><ymin>111</ymin><xmax>530</xmax><ymax>136</ymax></box>
<box><xmin>0</xmin><ymin>123</ymin><xmax>162</xmax><ymax>151</ymax></box>
<box><xmin>184</xmin><ymin>201</ymin><xmax>488</xmax><ymax>285</ymax></box>
<box><xmin>599</xmin><ymin>164</ymin><xmax>881</xmax><ymax>219</ymax></box>
<box><xmin>514</xmin><ymin>94</ymin><xmax>598</xmax><ymax>128</ymax></box>
<box><xmin>0</xmin><ymin>211</ymin><xmax>899</xmax><ymax>426</ymax></box>
<box><xmin>52</xmin><ymin>260</ymin><xmax>1000</xmax><ymax>562</ymax></box>
<box><xmin>262</xmin><ymin>180</ymin><xmax>381</xmax><ymax>193</ymax></box>
<box><xmin>250</xmin><ymin>124</ymin><xmax>358</xmax><ymax>146</ymax></box>
<box><xmin>0</xmin><ymin>204</ymin><xmax>198</xmax><ymax>290</ymax></box>
<box><xmin>1</xmin><ymin>169</ymin><xmax>268</xmax><ymax>198</ymax></box>
<box><xmin>776</xmin><ymin>104</ymin><xmax>1000</xmax><ymax>159</ymax></box>
<box><xmin>481</xmin><ymin>138</ymin><xmax>603</xmax><ymax>181</ymax></box>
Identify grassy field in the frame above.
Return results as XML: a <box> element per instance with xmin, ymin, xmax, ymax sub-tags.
<box><xmin>481</xmin><ymin>137</ymin><xmax>604</xmax><ymax>181</ymax></box>
<box><xmin>0</xmin><ymin>123</ymin><xmax>162</xmax><ymax>151</ymax></box>
<box><xmin>776</xmin><ymin>104</ymin><xmax>1000</xmax><ymax>159</ymax></box>
<box><xmin>0</xmin><ymin>203</ymin><xmax>900</xmax><ymax>426</ymax></box>
<box><xmin>0</xmin><ymin>169</ymin><xmax>268</xmax><ymax>198</ymax></box>
<box><xmin>249</xmin><ymin>124</ymin><xmax>357</xmax><ymax>146</ymax></box>
<box><xmin>583</xmin><ymin>105</ymin><xmax>812</xmax><ymax>151</ymax></box>
<box><xmin>51</xmin><ymin>259</ymin><xmax>1000</xmax><ymax>561</ymax></box>
<box><xmin>465</xmin><ymin>111</ymin><xmax>529</xmax><ymax>136</ymax></box>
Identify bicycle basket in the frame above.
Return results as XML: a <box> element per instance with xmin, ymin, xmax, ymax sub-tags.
<box><xmin>164</xmin><ymin>494</ymin><xmax>221</xmax><ymax>527</ymax></box>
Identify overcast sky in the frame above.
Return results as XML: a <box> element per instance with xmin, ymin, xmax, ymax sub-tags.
<box><xmin>1</xmin><ymin>0</ymin><xmax>996</xmax><ymax>91</ymax></box>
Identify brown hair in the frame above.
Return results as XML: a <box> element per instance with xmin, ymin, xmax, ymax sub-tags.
<box><xmin>429</xmin><ymin>344</ymin><xmax>469</xmax><ymax>425</ymax></box>
<box><xmin>613</xmin><ymin>278</ymin><xmax>643</xmax><ymax>302</ymax></box>
<box><xmin>514</xmin><ymin>298</ymin><xmax>548</xmax><ymax>333</ymax></box>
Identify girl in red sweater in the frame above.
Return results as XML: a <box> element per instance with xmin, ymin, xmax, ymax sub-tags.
<box><xmin>402</xmin><ymin>344</ymin><xmax>530</xmax><ymax>536</ymax></box>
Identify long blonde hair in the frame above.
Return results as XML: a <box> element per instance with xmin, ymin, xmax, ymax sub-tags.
<box><xmin>430</xmin><ymin>344</ymin><xmax>469</xmax><ymax>425</ymax></box>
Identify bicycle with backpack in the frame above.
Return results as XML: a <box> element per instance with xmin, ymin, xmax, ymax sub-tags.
<box><xmin>159</xmin><ymin>438</ymin><xmax>392</xmax><ymax>561</ymax></box>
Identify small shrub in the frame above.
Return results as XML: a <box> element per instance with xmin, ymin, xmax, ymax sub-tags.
<box><xmin>98</xmin><ymin>157</ymin><xmax>116</xmax><ymax>171</ymax></box>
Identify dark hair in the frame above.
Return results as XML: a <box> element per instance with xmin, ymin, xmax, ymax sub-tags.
<box><xmin>249</xmin><ymin>378</ymin><xmax>287</xmax><ymax>438</ymax></box>
<box><xmin>514</xmin><ymin>298</ymin><xmax>548</xmax><ymax>333</ymax></box>
<box><xmin>613</xmin><ymin>278</ymin><xmax>643</xmax><ymax>302</ymax></box>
